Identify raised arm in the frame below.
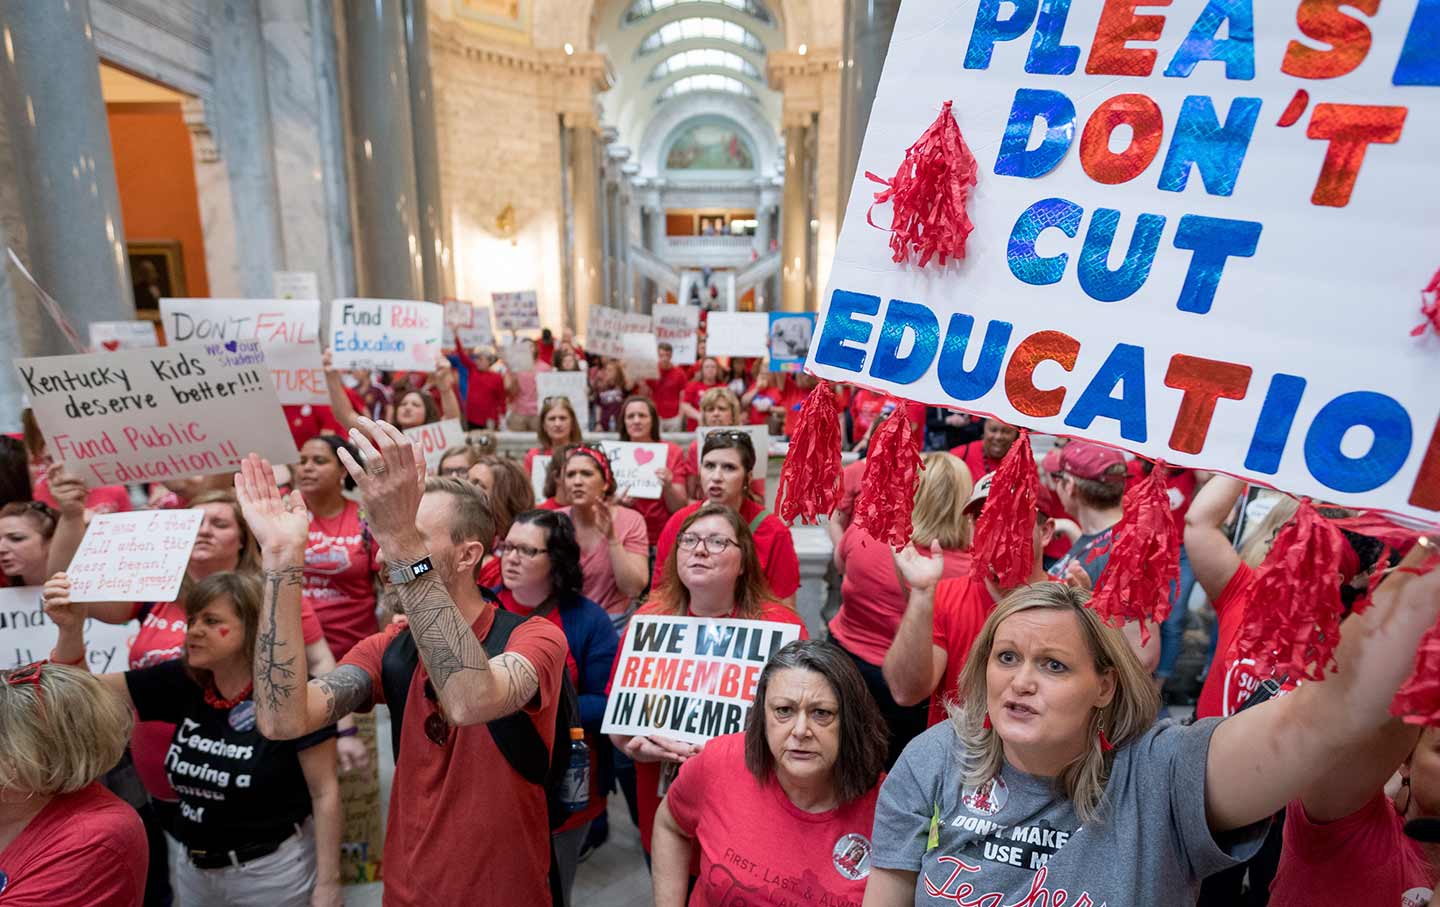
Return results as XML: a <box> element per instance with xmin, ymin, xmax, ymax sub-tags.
<box><xmin>883</xmin><ymin>541</ymin><xmax>948</xmax><ymax>707</ymax></box>
<box><xmin>321</xmin><ymin>351</ymin><xmax>364</xmax><ymax>434</ymax></box>
<box><xmin>42</xmin><ymin>573</ymin><xmax>133</xmax><ymax>705</ymax></box>
<box><xmin>338</xmin><ymin>417</ymin><xmax>541</xmax><ymax>726</ymax></box>
<box><xmin>432</xmin><ymin>357</ymin><xmax>462</xmax><ymax>422</ymax></box>
<box><xmin>44</xmin><ymin>463</ymin><xmax>89</xmax><ymax>575</ymax></box>
<box><xmin>1184</xmin><ymin>474</ymin><xmax>1245</xmax><ymax>601</ymax></box>
<box><xmin>1204</xmin><ymin>538</ymin><xmax>1440</xmax><ymax>832</ymax></box>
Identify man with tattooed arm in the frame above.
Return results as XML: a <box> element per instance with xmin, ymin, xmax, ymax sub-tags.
<box><xmin>235</xmin><ymin>417</ymin><xmax>568</xmax><ymax>906</ymax></box>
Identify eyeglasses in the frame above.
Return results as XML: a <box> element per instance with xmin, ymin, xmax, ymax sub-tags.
<box><xmin>4</xmin><ymin>661</ymin><xmax>47</xmax><ymax>718</ymax></box>
<box><xmin>439</xmin><ymin>466</ymin><xmax>470</xmax><ymax>478</ymax></box>
<box><xmin>495</xmin><ymin>542</ymin><xmax>547</xmax><ymax>560</ymax></box>
<box><xmin>542</xmin><ymin>396</ymin><xmax>570</xmax><ymax>406</ymax></box>
<box><xmin>423</xmin><ymin>679</ymin><xmax>449</xmax><ymax>746</ymax></box>
<box><xmin>678</xmin><ymin>533</ymin><xmax>739</xmax><ymax>555</ymax></box>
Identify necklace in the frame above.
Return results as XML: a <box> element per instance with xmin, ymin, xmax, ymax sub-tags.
<box><xmin>204</xmin><ymin>682</ymin><xmax>253</xmax><ymax>710</ymax></box>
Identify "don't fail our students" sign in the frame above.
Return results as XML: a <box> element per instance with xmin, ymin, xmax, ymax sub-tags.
<box><xmin>808</xmin><ymin>0</ymin><xmax>1439</xmax><ymax>526</ymax></box>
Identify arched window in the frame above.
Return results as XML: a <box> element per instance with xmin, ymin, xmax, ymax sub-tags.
<box><xmin>657</xmin><ymin>74</ymin><xmax>755</xmax><ymax>102</ymax></box>
<box><xmin>623</xmin><ymin>0</ymin><xmax>773</xmax><ymax>27</ymax></box>
<box><xmin>636</xmin><ymin>18</ymin><xmax>765</xmax><ymax>55</ymax></box>
<box><xmin>649</xmin><ymin>49</ymin><xmax>762</xmax><ymax>82</ymax></box>
<box><xmin>663</xmin><ymin>119</ymin><xmax>756</xmax><ymax>171</ymax></box>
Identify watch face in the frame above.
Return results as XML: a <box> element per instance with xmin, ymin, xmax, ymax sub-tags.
<box><xmin>412</xmin><ymin>560</ymin><xmax>433</xmax><ymax>577</ymax></box>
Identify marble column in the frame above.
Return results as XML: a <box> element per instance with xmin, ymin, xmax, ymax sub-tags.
<box><xmin>780</xmin><ymin>120</ymin><xmax>811</xmax><ymax>312</ymax></box>
<box><xmin>566</xmin><ymin>113</ymin><xmax>603</xmax><ymax>335</ymax></box>
<box><xmin>403</xmin><ymin>0</ymin><xmax>449</xmax><ymax>300</ymax></box>
<box><xmin>0</xmin><ymin>0</ymin><xmax>132</xmax><ymax>356</ymax></box>
<box><xmin>344</xmin><ymin>0</ymin><xmax>422</xmax><ymax>299</ymax></box>
<box><xmin>838</xmin><ymin>0</ymin><xmax>902</xmax><ymax>220</ymax></box>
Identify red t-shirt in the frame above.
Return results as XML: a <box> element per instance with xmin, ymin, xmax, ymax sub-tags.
<box><xmin>746</xmin><ymin>385</ymin><xmax>782</xmax><ymax>425</ymax></box>
<box><xmin>1270</xmin><ymin>793</ymin><xmax>1433</xmax><ymax>907</ymax></box>
<box><xmin>682</xmin><ymin>381</ymin><xmax>725</xmax><ymax>430</ymax></box>
<box><xmin>830</xmin><ymin>529</ymin><xmax>972</xmax><ymax>665</ymax></box>
<box><xmin>651</xmin><ymin>499</ymin><xmax>800</xmax><ymax>600</ymax></box>
<box><xmin>303</xmin><ymin>500</ymin><xmax>381</xmax><ymax>659</ymax></box>
<box><xmin>340</xmin><ymin>609</ymin><xmax>568</xmax><ymax>907</ymax></box>
<box><xmin>607</xmin><ymin>599</ymin><xmax>809</xmax><ymax>853</ymax></box>
<box><xmin>478</xmin><ymin>556</ymin><xmax>502</xmax><ymax>590</ymax></box>
<box><xmin>0</xmin><ymin>783</ymin><xmax>147</xmax><ymax>906</ymax></box>
<box><xmin>628</xmin><ymin>441</ymin><xmax>684</xmax><ymax>545</ymax></box>
<box><xmin>646</xmin><ymin>367</ymin><xmax>689</xmax><ymax>420</ymax></box>
<box><xmin>127</xmin><ymin>597</ymin><xmax>325</xmax><ymax>800</ymax></box>
<box><xmin>849</xmin><ymin>389</ymin><xmax>888</xmax><ymax>442</ymax></box>
<box><xmin>464</xmin><ymin>370</ymin><xmax>507</xmax><ymax>429</ymax></box>
<box><xmin>835</xmin><ymin>458</ymin><xmax>868</xmax><ymax>526</ymax></box>
<box><xmin>1195</xmin><ymin>563</ymin><xmax>1259</xmax><ymax>720</ymax></box>
<box><xmin>949</xmin><ymin>440</ymin><xmax>1003</xmax><ymax>481</ymax></box>
<box><xmin>928</xmin><ymin>576</ymin><xmax>997</xmax><ymax>727</ymax></box>
<box><xmin>282</xmin><ymin>403</ymin><xmax>344</xmax><ymax>448</ymax></box>
<box><xmin>664</xmin><ymin>733</ymin><xmax>882</xmax><ymax>907</ymax></box>
<box><xmin>561</xmin><ymin>505</ymin><xmax>649</xmax><ymax>615</ymax></box>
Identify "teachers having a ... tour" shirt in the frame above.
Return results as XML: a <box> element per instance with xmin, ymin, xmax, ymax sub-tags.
<box><xmin>871</xmin><ymin>718</ymin><xmax>1268</xmax><ymax>905</ymax></box>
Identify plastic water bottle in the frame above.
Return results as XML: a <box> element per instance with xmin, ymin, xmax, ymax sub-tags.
<box><xmin>561</xmin><ymin>727</ymin><xmax>589</xmax><ymax>813</ymax></box>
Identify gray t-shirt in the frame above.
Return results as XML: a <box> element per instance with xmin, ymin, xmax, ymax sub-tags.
<box><xmin>872</xmin><ymin>717</ymin><xmax>1267</xmax><ymax>905</ymax></box>
<box><xmin>1047</xmin><ymin>526</ymin><xmax>1115</xmax><ymax>587</ymax></box>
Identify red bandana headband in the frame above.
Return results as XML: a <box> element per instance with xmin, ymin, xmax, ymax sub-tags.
<box><xmin>569</xmin><ymin>446</ymin><xmax>613</xmax><ymax>486</ymax></box>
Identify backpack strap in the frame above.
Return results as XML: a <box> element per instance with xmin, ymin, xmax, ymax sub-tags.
<box><xmin>748</xmin><ymin>508</ymin><xmax>772</xmax><ymax>534</ymax></box>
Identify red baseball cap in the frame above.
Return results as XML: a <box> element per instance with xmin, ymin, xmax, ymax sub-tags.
<box><xmin>1052</xmin><ymin>441</ymin><xmax>1127</xmax><ymax>484</ymax></box>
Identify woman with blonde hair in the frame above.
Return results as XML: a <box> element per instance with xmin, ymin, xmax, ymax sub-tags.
<box><xmin>830</xmin><ymin>452</ymin><xmax>977</xmax><ymax>765</ymax></box>
<box><xmin>0</xmin><ymin>663</ymin><xmax>146</xmax><ymax>905</ymax></box>
<box><xmin>524</xmin><ymin>396</ymin><xmax>584</xmax><ymax>478</ymax></box>
<box><xmin>863</xmin><ymin>548</ymin><xmax>1440</xmax><ymax>906</ymax></box>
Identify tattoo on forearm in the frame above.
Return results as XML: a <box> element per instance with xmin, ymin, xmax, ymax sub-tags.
<box><xmin>313</xmin><ymin>665</ymin><xmax>374</xmax><ymax>724</ymax></box>
<box><xmin>400</xmin><ymin>573</ymin><xmax>491</xmax><ymax>691</ymax></box>
<box><xmin>492</xmin><ymin>652</ymin><xmax>540</xmax><ymax>716</ymax></box>
<box><xmin>256</xmin><ymin>567</ymin><xmax>304</xmax><ymax>710</ymax></box>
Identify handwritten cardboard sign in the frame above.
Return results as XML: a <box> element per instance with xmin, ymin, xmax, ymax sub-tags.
<box><xmin>160</xmin><ymin>298</ymin><xmax>326</xmax><ymax>405</ymax></box>
<box><xmin>403</xmin><ymin>419</ymin><xmax>468</xmax><ymax>473</ymax></box>
<box><xmin>16</xmin><ymin>341</ymin><xmax>300</xmax><ymax>483</ymax></box>
<box><xmin>809</xmin><ymin>0</ymin><xmax>1440</xmax><ymax>526</ymax></box>
<box><xmin>0</xmin><ymin>586</ymin><xmax>136</xmax><ymax>673</ymax></box>
<box><xmin>602</xmin><ymin>614</ymin><xmax>802</xmax><ymax>746</ymax></box>
<box><xmin>492</xmin><ymin>290</ymin><xmax>540</xmax><ymax>331</ymax></box>
<box><xmin>705</xmin><ymin>312</ymin><xmax>769</xmax><ymax>358</ymax></box>
<box><xmin>598</xmin><ymin>441</ymin><xmax>670</xmax><ymax>500</ymax></box>
<box><xmin>654</xmin><ymin>305</ymin><xmax>701</xmax><ymax>365</ymax></box>
<box><xmin>768</xmin><ymin>312</ymin><xmax>815</xmax><ymax>372</ymax></box>
<box><xmin>695</xmin><ymin>424</ymin><xmax>769</xmax><ymax>467</ymax></box>
<box><xmin>588</xmin><ymin>306</ymin><xmax>652</xmax><ymax>358</ymax></box>
<box><xmin>64</xmin><ymin>509</ymin><xmax>203</xmax><ymax>603</ymax></box>
<box><xmin>89</xmin><ymin>321</ymin><xmax>159</xmax><ymax>351</ymax></box>
<box><xmin>455</xmin><ymin>305</ymin><xmax>496</xmax><ymax>350</ymax></box>
<box><xmin>536</xmin><ymin>370</ymin><xmax>591</xmax><ymax>430</ymax></box>
<box><xmin>329</xmin><ymin>298</ymin><xmax>444</xmax><ymax>371</ymax></box>
<box><xmin>443</xmin><ymin>297</ymin><xmax>474</xmax><ymax>329</ymax></box>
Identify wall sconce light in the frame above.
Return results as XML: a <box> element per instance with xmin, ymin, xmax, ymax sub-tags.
<box><xmin>495</xmin><ymin>204</ymin><xmax>518</xmax><ymax>245</ymax></box>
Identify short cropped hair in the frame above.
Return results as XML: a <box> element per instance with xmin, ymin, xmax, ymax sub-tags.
<box><xmin>424</xmin><ymin>476</ymin><xmax>497</xmax><ymax>549</ymax></box>
<box><xmin>0</xmin><ymin>664</ymin><xmax>133</xmax><ymax>795</ymax></box>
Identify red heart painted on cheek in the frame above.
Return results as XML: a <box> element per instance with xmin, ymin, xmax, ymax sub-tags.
<box><xmin>217</xmin><ymin>627</ymin><xmax>230</xmax><ymax>637</ymax></box>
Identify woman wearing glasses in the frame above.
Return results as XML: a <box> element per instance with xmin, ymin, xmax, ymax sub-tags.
<box><xmin>613</xmin><ymin>396</ymin><xmax>688</xmax><ymax>547</ymax></box>
<box><xmin>560</xmin><ymin>447</ymin><xmax>649</xmax><ymax>629</ymax></box>
<box><xmin>0</xmin><ymin>662</ymin><xmax>146</xmax><ymax>905</ymax></box>
<box><xmin>652</xmin><ymin>431</ymin><xmax>799</xmax><ymax>608</ymax></box>
<box><xmin>525</xmin><ymin>397</ymin><xmax>585</xmax><ymax>479</ymax></box>
<box><xmin>608</xmin><ymin>503</ymin><xmax>809</xmax><ymax>859</ymax></box>
<box><xmin>494</xmin><ymin>509</ymin><xmax>619</xmax><ymax>903</ymax></box>
<box><xmin>43</xmin><ymin>571</ymin><xmax>343</xmax><ymax>907</ymax></box>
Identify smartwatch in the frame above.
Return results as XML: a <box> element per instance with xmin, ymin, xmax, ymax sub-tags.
<box><xmin>387</xmin><ymin>556</ymin><xmax>435</xmax><ymax>585</ymax></box>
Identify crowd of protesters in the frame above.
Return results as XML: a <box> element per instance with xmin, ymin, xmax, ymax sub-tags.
<box><xmin>1</xmin><ymin>322</ymin><xmax>1438</xmax><ymax>907</ymax></box>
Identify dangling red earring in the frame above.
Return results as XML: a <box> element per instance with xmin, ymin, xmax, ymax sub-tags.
<box><xmin>1098</xmin><ymin>722</ymin><xmax>1114</xmax><ymax>753</ymax></box>
<box><xmin>982</xmin><ymin>712</ymin><xmax>992</xmax><ymax>730</ymax></box>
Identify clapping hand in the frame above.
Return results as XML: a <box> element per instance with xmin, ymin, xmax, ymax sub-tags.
<box><xmin>334</xmin><ymin>418</ymin><xmax>427</xmax><ymax>549</ymax></box>
<box><xmin>893</xmin><ymin>539</ymin><xmax>945</xmax><ymax>592</ymax></box>
<box><xmin>234</xmin><ymin>455</ymin><xmax>311</xmax><ymax>557</ymax></box>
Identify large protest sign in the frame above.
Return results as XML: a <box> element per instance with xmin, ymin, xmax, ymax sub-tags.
<box><xmin>807</xmin><ymin>1</ymin><xmax>1440</xmax><ymax>526</ymax></box>
<box><xmin>455</xmin><ymin>305</ymin><xmax>496</xmax><ymax>350</ymax></box>
<box><xmin>161</xmin><ymin>298</ymin><xmax>326</xmax><ymax>405</ymax></box>
<box><xmin>602</xmin><ymin>614</ymin><xmax>802</xmax><ymax>746</ymax></box>
<box><xmin>654</xmin><ymin>305</ymin><xmax>701</xmax><ymax>365</ymax></box>
<box><xmin>768</xmin><ymin>312</ymin><xmax>816</xmax><ymax>372</ymax></box>
<box><xmin>64</xmin><ymin>510</ymin><xmax>203</xmax><ymax>603</ymax></box>
<box><xmin>536</xmin><ymin>370</ymin><xmax>591</xmax><ymax>429</ymax></box>
<box><xmin>443</xmin><ymin>297</ymin><xmax>474</xmax><ymax>329</ymax></box>
<box><xmin>622</xmin><ymin>332</ymin><xmax>660</xmax><ymax>380</ymax></box>
<box><xmin>0</xmin><ymin>586</ymin><xmax>136</xmax><ymax>672</ymax></box>
<box><xmin>493</xmin><ymin>290</ymin><xmax>540</xmax><ymax>331</ymax></box>
<box><xmin>16</xmin><ymin>342</ymin><xmax>300</xmax><ymax>483</ymax></box>
<box><xmin>90</xmin><ymin>321</ymin><xmax>159</xmax><ymax>351</ymax></box>
<box><xmin>329</xmin><ymin>298</ymin><xmax>444</xmax><ymax>371</ymax></box>
<box><xmin>588</xmin><ymin>305</ymin><xmax>652</xmax><ymax>358</ymax></box>
<box><xmin>696</xmin><ymin>424</ymin><xmax>769</xmax><ymax>466</ymax></box>
<box><xmin>598</xmin><ymin>441</ymin><xmax>670</xmax><ymax>500</ymax></box>
<box><xmin>706</xmin><ymin>312</ymin><xmax>769</xmax><ymax>358</ymax></box>
<box><xmin>530</xmin><ymin>454</ymin><xmax>551</xmax><ymax>501</ymax></box>
<box><xmin>403</xmin><ymin>419</ymin><xmax>468</xmax><ymax>472</ymax></box>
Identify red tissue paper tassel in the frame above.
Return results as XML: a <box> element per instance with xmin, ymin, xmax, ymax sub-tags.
<box><xmin>1393</xmin><ymin>618</ymin><xmax>1440</xmax><ymax>726</ymax></box>
<box><xmin>774</xmin><ymin>381</ymin><xmax>844</xmax><ymax>525</ymax></box>
<box><xmin>970</xmin><ymin>431</ymin><xmax>1039</xmax><ymax>589</ymax></box>
<box><xmin>850</xmin><ymin>400</ymin><xmax>925</xmax><ymax>547</ymax></box>
<box><xmin>1088</xmin><ymin>462</ymin><xmax>1180</xmax><ymax>645</ymax></box>
<box><xmin>1231</xmin><ymin>501</ymin><xmax>1351</xmax><ymax>684</ymax></box>
<box><xmin>865</xmin><ymin>100</ymin><xmax>979</xmax><ymax>269</ymax></box>
<box><xmin>1414</xmin><ymin>266</ymin><xmax>1440</xmax><ymax>338</ymax></box>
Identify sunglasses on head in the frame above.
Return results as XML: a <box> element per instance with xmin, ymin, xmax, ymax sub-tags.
<box><xmin>4</xmin><ymin>661</ymin><xmax>48</xmax><ymax>719</ymax></box>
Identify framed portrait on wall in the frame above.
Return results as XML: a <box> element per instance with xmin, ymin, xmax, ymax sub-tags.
<box><xmin>127</xmin><ymin>240</ymin><xmax>185</xmax><ymax>316</ymax></box>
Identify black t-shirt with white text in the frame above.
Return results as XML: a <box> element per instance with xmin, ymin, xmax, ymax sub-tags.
<box><xmin>125</xmin><ymin>660</ymin><xmax>335</xmax><ymax>851</ymax></box>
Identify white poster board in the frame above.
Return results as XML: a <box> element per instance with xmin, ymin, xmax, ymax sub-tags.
<box><xmin>492</xmin><ymin>291</ymin><xmax>540</xmax><ymax>332</ymax></box>
<box><xmin>653</xmin><ymin>305</ymin><xmax>701</xmax><ymax>365</ymax></box>
<box><xmin>502</xmin><ymin>341</ymin><xmax>535</xmax><ymax>373</ymax></box>
<box><xmin>89</xmin><ymin>321</ymin><xmax>159</xmax><ymax>351</ymax></box>
<box><xmin>64</xmin><ymin>509</ymin><xmax>203</xmax><ymax>603</ymax></box>
<box><xmin>622</xmin><ymin>332</ymin><xmax>660</xmax><ymax>381</ymax></box>
<box><xmin>444</xmin><ymin>297</ymin><xmax>474</xmax><ymax>328</ymax></box>
<box><xmin>329</xmin><ymin>298</ymin><xmax>445</xmax><ymax>371</ymax></box>
<box><xmin>705</xmin><ymin>312</ymin><xmax>769</xmax><ymax>358</ymax></box>
<box><xmin>598</xmin><ymin>441</ymin><xmax>670</xmax><ymax>500</ymax></box>
<box><xmin>160</xmin><ymin>298</ymin><xmax>326</xmax><ymax>405</ymax></box>
<box><xmin>16</xmin><ymin>341</ymin><xmax>301</xmax><ymax>483</ymax></box>
<box><xmin>807</xmin><ymin>0</ymin><xmax>1440</xmax><ymax>527</ymax></box>
<box><xmin>530</xmin><ymin>454</ymin><xmax>552</xmax><ymax>501</ymax></box>
<box><xmin>601</xmin><ymin>614</ymin><xmax>802</xmax><ymax>746</ymax></box>
<box><xmin>403</xmin><ymin>419</ymin><xmax>468</xmax><ymax>473</ymax></box>
<box><xmin>0</xmin><ymin>587</ymin><xmax>137</xmax><ymax>673</ymax></box>
<box><xmin>695</xmin><ymin>424</ymin><xmax>770</xmax><ymax>466</ymax></box>
<box><xmin>536</xmin><ymin>371</ymin><xmax>591</xmax><ymax>430</ymax></box>
<box><xmin>587</xmin><ymin>306</ymin><xmax>652</xmax><ymax>358</ymax></box>
<box><xmin>455</xmin><ymin>306</ymin><xmax>496</xmax><ymax>350</ymax></box>
<box><xmin>273</xmin><ymin>271</ymin><xmax>320</xmax><ymax>300</ymax></box>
